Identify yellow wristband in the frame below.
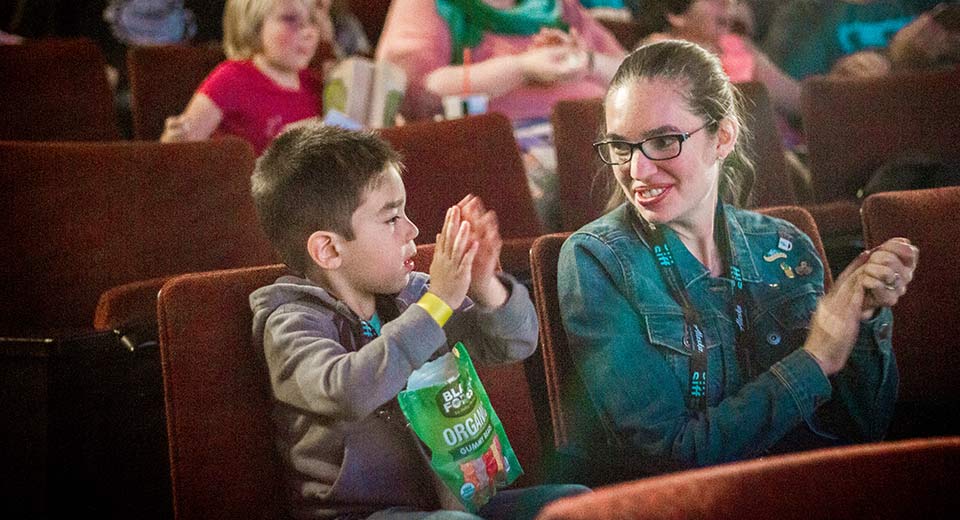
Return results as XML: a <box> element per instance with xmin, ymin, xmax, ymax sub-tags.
<box><xmin>416</xmin><ymin>292</ymin><xmax>454</xmax><ymax>327</ymax></box>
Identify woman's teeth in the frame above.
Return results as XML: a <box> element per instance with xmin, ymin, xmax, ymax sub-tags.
<box><xmin>639</xmin><ymin>187</ymin><xmax>665</xmax><ymax>198</ymax></box>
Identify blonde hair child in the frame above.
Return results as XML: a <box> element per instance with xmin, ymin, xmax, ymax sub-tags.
<box><xmin>161</xmin><ymin>0</ymin><xmax>333</xmax><ymax>154</ymax></box>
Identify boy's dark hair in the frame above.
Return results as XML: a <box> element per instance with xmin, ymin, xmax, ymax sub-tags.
<box><xmin>251</xmin><ymin>124</ymin><xmax>403</xmax><ymax>275</ymax></box>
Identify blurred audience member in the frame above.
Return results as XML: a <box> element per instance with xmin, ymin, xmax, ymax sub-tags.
<box><xmin>579</xmin><ymin>0</ymin><xmax>634</xmax><ymax>21</ymax></box>
<box><xmin>885</xmin><ymin>2</ymin><xmax>960</xmax><ymax>71</ymax></box>
<box><xmin>329</xmin><ymin>0</ymin><xmax>371</xmax><ymax>57</ymax></box>
<box><xmin>161</xmin><ymin>0</ymin><xmax>332</xmax><ymax>154</ymax></box>
<box><xmin>377</xmin><ymin>0</ymin><xmax>626</xmax><ymax>231</ymax></box>
<box><xmin>640</xmin><ymin>1</ymin><xmax>800</xmax><ymax>125</ymax></box>
<box><xmin>762</xmin><ymin>0</ymin><xmax>947</xmax><ymax>80</ymax></box>
<box><xmin>103</xmin><ymin>0</ymin><xmax>196</xmax><ymax>46</ymax></box>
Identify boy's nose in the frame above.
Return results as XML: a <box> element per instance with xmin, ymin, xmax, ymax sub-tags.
<box><xmin>407</xmin><ymin>219</ymin><xmax>419</xmax><ymax>241</ymax></box>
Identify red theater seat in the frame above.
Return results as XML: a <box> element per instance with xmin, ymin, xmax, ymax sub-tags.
<box><xmin>801</xmin><ymin>68</ymin><xmax>960</xmax><ymax>204</ymax></box>
<box><xmin>380</xmin><ymin>113</ymin><xmax>543</xmax><ymax>244</ymax></box>
<box><xmin>158</xmin><ymin>264</ymin><xmax>289</xmax><ymax>520</ymax></box>
<box><xmin>127</xmin><ymin>45</ymin><xmax>224</xmax><ymax>141</ymax></box>
<box><xmin>0</xmin><ymin>138</ymin><xmax>274</xmax><ymax>336</ymax></box>
<box><xmin>0</xmin><ymin>38</ymin><xmax>120</xmax><ymax>141</ymax></box>
<box><xmin>536</xmin><ymin>437</ymin><xmax>960</xmax><ymax>520</ymax></box>
<box><xmin>862</xmin><ymin>186</ymin><xmax>960</xmax><ymax>439</ymax></box>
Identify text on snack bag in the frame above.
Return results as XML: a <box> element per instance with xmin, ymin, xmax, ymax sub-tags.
<box><xmin>442</xmin><ymin>405</ymin><xmax>489</xmax><ymax>446</ymax></box>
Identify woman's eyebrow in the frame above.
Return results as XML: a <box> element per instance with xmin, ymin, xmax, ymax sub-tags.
<box><xmin>604</xmin><ymin>125</ymin><xmax>682</xmax><ymax>141</ymax></box>
<box><xmin>641</xmin><ymin>125</ymin><xmax>681</xmax><ymax>138</ymax></box>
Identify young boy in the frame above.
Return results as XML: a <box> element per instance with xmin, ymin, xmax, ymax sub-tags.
<box><xmin>249</xmin><ymin>124</ymin><xmax>585</xmax><ymax>519</ymax></box>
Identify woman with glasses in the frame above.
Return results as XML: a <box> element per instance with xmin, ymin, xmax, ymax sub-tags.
<box><xmin>554</xmin><ymin>39</ymin><xmax>918</xmax><ymax>485</ymax></box>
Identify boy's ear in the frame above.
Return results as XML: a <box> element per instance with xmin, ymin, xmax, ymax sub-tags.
<box><xmin>306</xmin><ymin>231</ymin><xmax>342</xmax><ymax>270</ymax></box>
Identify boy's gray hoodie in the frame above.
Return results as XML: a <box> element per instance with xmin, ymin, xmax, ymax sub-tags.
<box><xmin>249</xmin><ymin>271</ymin><xmax>537</xmax><ymax>519</ymax></box>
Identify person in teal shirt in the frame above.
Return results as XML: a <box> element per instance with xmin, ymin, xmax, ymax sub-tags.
<box><xmin>555</xmin><ymin>39</ymin><xmax>919</xmax><ymax>485</ymax></box>
<box><xmin>761</xmin><ymin>0</ymin><xmax>943</xmax><ymax>79</ymax></box>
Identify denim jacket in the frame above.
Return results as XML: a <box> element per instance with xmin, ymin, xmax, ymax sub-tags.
<box><xmin>556</xmin><ymin>204</ymin><xmax>898</xmax><ymax>482</ymax></box>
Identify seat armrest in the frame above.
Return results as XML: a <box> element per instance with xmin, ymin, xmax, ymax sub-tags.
<box><xmin>94</xmin><ymin>276</ymin><xmax>172</xmax><ymax>331</ymax></box>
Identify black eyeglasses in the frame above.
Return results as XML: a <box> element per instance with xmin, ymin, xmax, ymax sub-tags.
<box><xmin>593</xmin><ymin>122</ymin><xmax>712</xmax><ymax>165</ymax></box>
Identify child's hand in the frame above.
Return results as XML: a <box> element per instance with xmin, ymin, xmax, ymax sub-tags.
<box><xmin>457</xmin><ymin>195</ymin><xmax>508</xmax><ymax>308</ymax></box>
<box><xmin>428</xmin><ymin>206</ymin><xmax>478</xmax><ymax>310</ymax></box>
<box><xmin>531</xmin><ymin>27</ymin><xmax>585</xmax><ymax>52</ymax></box>
<box><xmin>160</xmin><ymin>115</ymin><xmax>190</xmax><ymax>143</ymax></box>
<box><xmin>519</xmin><ymin>45</ymin><xmax>587</xmax><ymax>85</ymax></box>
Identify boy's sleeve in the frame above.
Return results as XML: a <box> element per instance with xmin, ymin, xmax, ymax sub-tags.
<box><xmin>263</xmin><ymin>302</ymin><xmax>447</xmax><ymax>421</ymax></box>
<box><xmin>443</xmin><ymin>273</ymin><xmax>538</xmax><ymax>366</ymax></box>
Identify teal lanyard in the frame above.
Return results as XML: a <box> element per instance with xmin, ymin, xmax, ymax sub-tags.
<box><xmin>634</xmin><ymin>203</ymin><xmax>750</xmax><ymax>411</ymax></box>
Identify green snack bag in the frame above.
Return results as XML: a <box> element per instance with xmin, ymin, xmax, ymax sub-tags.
<box><xmin>398</xmin><ymin>342</ymin><xmax>523</xmax><ymax>513</ymax></box>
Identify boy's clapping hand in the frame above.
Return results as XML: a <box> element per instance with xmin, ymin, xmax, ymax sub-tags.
<box><xmin>458</xmin><ymin>195</ymin><xmax>509</xmax><ymax>309</ymax></box>
<box><xmin>428</xmin><ymin>206</ymin><xmax>478</xmax><ymax>310</ymax></box>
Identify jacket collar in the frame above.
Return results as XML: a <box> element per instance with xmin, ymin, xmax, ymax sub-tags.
<box><xmin>724</xmin><ymin>206</ymin><xmax>761</xmax><ymax>283</ymax></box>
<box><xmin>625</xmin><ymin>203</ymin><xmax>761</xmax><ymax>284</ymax></box>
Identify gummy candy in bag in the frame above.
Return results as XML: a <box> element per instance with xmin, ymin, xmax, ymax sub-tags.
<box><xmin>398</xmin><ymin>342</ymin><xmax>523</xmax><ymax>513</ymax></box>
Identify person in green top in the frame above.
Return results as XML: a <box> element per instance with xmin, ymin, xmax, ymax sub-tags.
<box><xmin>556</xmin><ymin>40</ymin><xmax>919</xmax><ymax>485</ymax></box>
<box><xmin>761</xmin><ymin>0</ymin><xmax>945</xmax><ymax>79</ymax></box>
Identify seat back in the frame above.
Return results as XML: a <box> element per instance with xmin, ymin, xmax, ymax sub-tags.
<box><xmin>801</xmin><ymin>68</ymin><xmax>960</xmax><ymax>203</ymax></box>
<box><xmin>596</xmin><ymin>18</ymin><xmax>646</xmax><ymax>50</ymax></box>
<box><xmin>529</xmin><ymin>206</ymin><xmax>830</xmax><ymax>456</ymax></box>
<box><xmin>474</xmin><ymin>358</ymin><xmax>547</xmax><ymax>487</ymax></box>
<box><xmin>157</xmin><ymin>264</ymin><xmax>288</xmax><ymax>520</ymax></box>
<box><xmin>537</xmin><ymin>437</ymin><xmax>960</xmax><ymax>520</ymax></box>
<box><xmin>379</xmin><ymin>112</ymin><xmax>542</xmax><ymax>243</ymax></box>
<box><xmin>862</xmin><ymin>186</ymin><xmax>960</xmax><ymax>438</ymax></box>
<box><xmin>551</xmin><ymin>85</ymin><xmax>797</xmax><ymax>231</ymax></box>
<box><xmin>736</xmin><ymin>81</ymin><xmax>796</xmax><ymax>209</ymax></box>
<box><xmin>551</xmin><ymin>97</ymin><xmax>609</xmax><ymax>232</ymax></box>
<box><xmin>0</xmin><ymin>139</ymin><xmax>275</xmax><ymax>335</ymax></box>
<box><xmin>127</xmin><ymin>45</ymin><xmax>225</xmax><ymax>140</ymax></box>
<box><xmin>0</xmin><ymin>38</ymin><xmax>120</xmax><ymax>141</ymax></box>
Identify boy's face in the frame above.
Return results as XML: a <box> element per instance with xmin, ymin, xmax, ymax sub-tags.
<box><xmin>335</xmin><ymin>165</ymin><xmax>420</xmax><ymax>306</ymax></box>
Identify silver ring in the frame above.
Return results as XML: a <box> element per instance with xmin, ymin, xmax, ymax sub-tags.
<box><xmin>886</xmin><ymin>272</ymin><xmax>902</xmax><ymax>290</ymax></box>
<box><xmin>884</xmin><ymin>274</ymin><xmax>899</xmax><ymax>290</ymax></box>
